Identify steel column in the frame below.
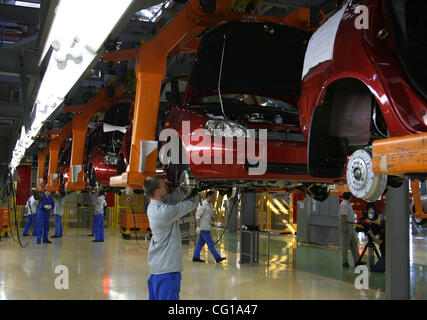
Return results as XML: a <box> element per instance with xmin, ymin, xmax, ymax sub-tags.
<box><xmin>385</xmin><ymin>180</ymin><xmax>410</xmax><ymax>300</ymax></box>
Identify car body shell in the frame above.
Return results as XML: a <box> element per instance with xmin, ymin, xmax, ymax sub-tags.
<box><xmin>300</xmin><ymin>0</ymin><xmax>427</xmax><ymax>143</ymax></box>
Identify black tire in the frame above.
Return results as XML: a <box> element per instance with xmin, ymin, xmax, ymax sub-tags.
<box><xmin>59</xmin><ymin>173</ymin><xmax>65</xmax><ymax>190</ymax></box>
<box><xmin>88</xmin><ymin>163</ymin><xmax>97</xmax><ymax>188</ymax></box>
<box><xmin>307</xmin><ymin>184</ymin><xmax>330</xmax><ymax>202</ymax></box>
<box><xmin>388</xmin><ymin>176</ymin><xmax>404</xmax><ymax>188</ymax></box>
<box><xmin>366</xmin><ymin>203</ymin><xmax>380</xmax><ymax>221</ymax></box>
<box><xmin>164</xmin><ymin>136</ymin><xmax>191</xmax><ymax>185</ymax></box>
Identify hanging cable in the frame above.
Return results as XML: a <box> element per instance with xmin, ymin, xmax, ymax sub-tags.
<box><xmin>217</xmin><ymin>33</ymin><xmax>227</xmax><ymax>120</ymax></box>
<box><xmin>1</xmin><ymin>168</ymin><xmax>32</xmax><ymax>248</ymax></box>
<box><xmin>208</xmin><ymin>193</ymin><xmax>239</xmax><ymax>250</ymax></box>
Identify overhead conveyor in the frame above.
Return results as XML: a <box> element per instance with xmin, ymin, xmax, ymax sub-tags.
<box><xmin>65</xmin><ymin>85</ymin><xmax>128</xmax><ymax>192</ymax></box>
<box><xmin>372</xmin><ymin>132</ymin><xmax>427</xmax><ymax>220</ymax></box>
<box><xmin>109</xmin><ymin>0</ymin><xmax>323</xmax><ymax>190</ymax></box>
<box><xmin>372</xmin><ymin>132</ymin><xmax>427</xmax><ymax>177</ymax></box>
<box><xmin>45</xmin><ymin>123</ymin><xmax>72</xmax><ymax>192</ymax></box>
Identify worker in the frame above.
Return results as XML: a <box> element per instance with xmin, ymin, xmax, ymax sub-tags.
<box><xmin>51</xmin><ymin>192</ymin><xmax>66</xmax><ymax>238</ymax></box>
<box><xmin>36</xmin><ymin>190</ymin><xmax>55</xmax><ymax>244</ymax></box>
<box><xmin>367</xmin><ymin>218</ymin><xmax>385</xmax><ymax>272</ymax></box>
<box><xmin>23</xmin><ymin>190</ymin><xmax>38</xmax><ymax>237</ymax></box>
<box><xmin>89</xmin><ymin>190</ymin><xmax>106</xmax><ymax>242</ymax></box>
<box><xmin>192</xmin><ymin>191</ymin><xmax>226</xmax><ymax>264</ymax></box>
<box><xmin>143</xmin><ymin>175</ymin><xmax>199</xmax><ymax>300</ymax></box>
<box><xmin>339</xmin><ymin>192</ymin><xmax>365</xmax><ymax>268</ymax></box>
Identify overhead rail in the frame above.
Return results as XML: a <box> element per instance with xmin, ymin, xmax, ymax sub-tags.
<box><xmin>109</xmin><ymin>0</ymin><xmax>324</xmax><ymax>190</ymax></box>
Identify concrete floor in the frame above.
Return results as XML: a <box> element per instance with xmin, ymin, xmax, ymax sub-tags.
<box><xmin>0</xmin><ymin>227</ymin><xmax>426</xmax><ymax>300</ymax></box>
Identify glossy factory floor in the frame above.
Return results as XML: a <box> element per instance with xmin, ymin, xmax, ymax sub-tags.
<box><xmin>0</xmin><ymin>226</ymin><xmax>426</xmax><ymax>300</ymax></box>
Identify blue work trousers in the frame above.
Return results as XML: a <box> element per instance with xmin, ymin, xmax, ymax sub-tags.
<box><xmin>23</xmin><ymin>214</ymin><xmax>37</xmax><ymax>236</ymax></box>
<box><xmin>372</xmin><ymin>255</ymin><xmax>385</xmax><ymax>272</ymax></box>
<box><xmin>193</xmin><ymin>230</ymin><xmax>220</xmax><ymax>260</ymax></box>
<box><xmin>148</xmin><ymin>272</ymin><xmax>181</xmax><ymax>300</ymax></box>
<box><xmin>36</xmin><ymin>211</ymin><xmax>50</xmax><ymax>243</ymax></box>
<box><xmin>93</xmin><ymin>213</ymin><xmax>104</xmax><ymax>241</ymax></box>
<box><xmin>54</xmin><ymin>214</ymin><xmax>63</xmax><ymax>237</ymax></box>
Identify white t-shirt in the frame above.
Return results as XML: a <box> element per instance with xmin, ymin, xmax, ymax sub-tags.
<box><xmin>196</xmin><ymin>200</ymin><xmax>214</xmax><ymax>231</ymax></box>
<box><xmin>53</xmin><ymin>196</ymin><xmax>66</xmax><ymax>216</ymax></box>
<box><xmin>339</xmin><ymin>199</ymin><xmax>356</xmax><ymax>224</ymax></box>
<box><xmin>25</xmin><ymin>196</ymin><xmax>38</xmax><ymax>215</ymax></box>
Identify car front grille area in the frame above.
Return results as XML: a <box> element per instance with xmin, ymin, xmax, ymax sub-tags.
<box><xmin>245</xmin><ymin>161</ymin><xmax>308</xmax><ymax>175</ymax></box>
<box><xmin>255</xmin><ymin>130</ymin><xmax>306</xmax><ymax>142</ymax></box>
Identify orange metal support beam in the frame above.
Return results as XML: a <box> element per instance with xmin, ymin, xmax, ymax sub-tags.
<box><xmin>65</xmin><ymin>86</ymin><xmax>126</xmax><ymax>192</ymax></box>
<box><xmin>36</xmin><ymin>148</ymin><xmax>49</xmax><ymax>192</ymax></box>
<box><xmin>372</xmin><ymin>132</ymin><xmax>427</xmax><ymax>176</ymax></box>
<box><xmin>62</xmin><ymin>105</ymin><xmax>86</xmax><ymax>113</ymax></box>
<box><xmin>46</xmin><ymin>123</ymin><xmax>72</xmax><ymax>192</ymax></box>
<box><xmin>110</xmin><ymin>0</ymin><xmax>322</xmax><ymax>189</ymax></box>
<box><xmin>103</xmin><ymin>48</ymin><xmax>140</xmax><ymax>63</ymax></box>
<box><xmin>411</xmin><ymin>179</ymin><xmax>427</xmax><ymax>220</ymax></box>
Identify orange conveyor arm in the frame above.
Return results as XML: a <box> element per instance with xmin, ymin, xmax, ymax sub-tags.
<box><xmin>46</xmin><ymin>123</ymin><xmax>72</xmax><ymax>192</ymax></box>
<box><xmin>372</xmin><ymin>132</ymin><xmax>427</xmax><ymax>176</ymax></box>
<box><xmin>411</xmin><ymin>179</ymin><xmax>427</xmax><ymax>220</ymax></box>
<box><xmin>36</xmin><ymin>148</ymin><xmax>49</xmax><ymax>191</ymax></box>
<box><xmin>65</xmin><ymin>85</ymin><xmax>127</xmax><ymax>192</ymax></box>
<box><xmin>109</xmin><ymin>0</ymin><xmax>322</xmax><ymax>190</ymax></box>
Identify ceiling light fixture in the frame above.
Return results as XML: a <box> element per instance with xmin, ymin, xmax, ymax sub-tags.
<box><xmin>10</xmin><ymin>0</ymin><xmax>133</xmax><ymax>171</ymax></box>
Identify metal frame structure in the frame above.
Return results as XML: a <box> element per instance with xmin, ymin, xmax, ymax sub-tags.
<box><xmin>109</xmin><ymin>0</ymin><xmax>321</xmax><ymax>190</ymax></box>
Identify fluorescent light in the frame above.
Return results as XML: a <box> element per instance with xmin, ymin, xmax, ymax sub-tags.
<box><xmin>136</xmin><ymin>2</ymin><xmax>170</xmax><ymax>22</ymax></box>
<box><xmin>10</xmin><ymin>0</ymin><xmax>133</xmax><ymax>170</ymax></box>
<box><xmin>14</xmin><ymin>1</ymin><xmax>41</xmax><ymax>8</ymax></box>
<box><xmin>41</xmin><ymin>0</ymin><xmax>133</xmax><ymax>62</ymax></box>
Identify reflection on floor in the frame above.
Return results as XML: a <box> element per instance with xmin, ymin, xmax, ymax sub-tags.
<box><xmin>0</xmin><ymin>226</ymin><xmax>425</xmax><ymax>300</ymax></box>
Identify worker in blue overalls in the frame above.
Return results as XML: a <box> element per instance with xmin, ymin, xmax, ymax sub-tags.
<box><xmin>89</xmin><ymin>190</ymin><xmax>106</xmax><ymax>242</ymax></box>
<box><xmin>36</xmin><ymin>190</ymin><xmax>54</xmax><ymax>244</ymax></box>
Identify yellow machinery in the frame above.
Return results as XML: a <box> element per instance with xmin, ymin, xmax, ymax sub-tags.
<box><xmin>112</xmin><ymin>192</ymin><xmax>151</xmax><ymax>239</ymax></box>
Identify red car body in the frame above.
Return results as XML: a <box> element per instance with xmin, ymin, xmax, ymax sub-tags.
<box><xmin>83</xmin><ymin>101</ymin><xmax>132</xmax><ymax>190</ymax></box>
<box><xmin>161</xmin><ymin>20</ymin><xmax>338</xmax><ymax>199</ymax></box>
<box><xmin>57</xmin><ymin>101</ymin><xmax>132</xmax><ymax>192</ymax></box>
<box><xmin>300</xmin><ymin>0</ymin><xmax>427</xmax><ymax>181</ymax></box>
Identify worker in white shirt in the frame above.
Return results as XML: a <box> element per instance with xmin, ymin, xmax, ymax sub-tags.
<box><xmin>192</xmin><ymin>191</ymin><xmax>226</xmax><ymax>264</ymax></box>
<box><xmin>23</xmin><ymin>190</ymin><xmax>38</xmax><ymax>236</ymax></box>
<box><xmin>339</xmin><ymin>192</ymin><xmax>365</xmax><ymax>268</ymax></box>
<box><xmin>51</xmin><ymin>192</ymin><xmax>66</xmax><ymax>238</ymax></box>
<box><xmin>89</xmin><ymin>190</ymin><xmax>106</xmax><ymax>242</ymax></box>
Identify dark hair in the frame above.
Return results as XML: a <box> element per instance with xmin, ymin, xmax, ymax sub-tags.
<box><xmin>342</xmin><ymin>192</ymin><xmax>352</xmax><ymax>200</ymax></box>
<box><xmin>143</xmin><ymin>175</ymin><xmax>163</xmax><ymax>198</ymax></box>
<box><xmin>205</xmin><ymin>190</ymin><xmax>216</xmax><ymax>198</ymax></box>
